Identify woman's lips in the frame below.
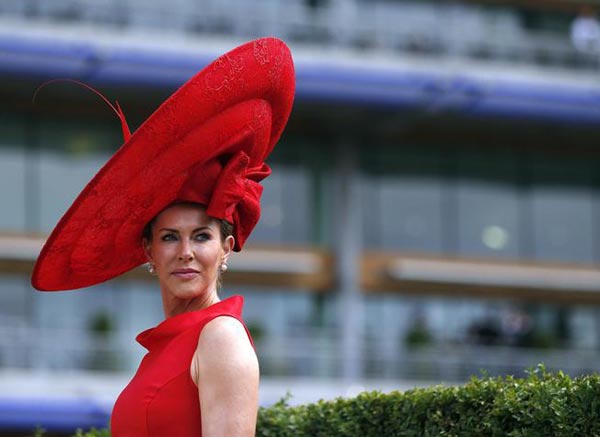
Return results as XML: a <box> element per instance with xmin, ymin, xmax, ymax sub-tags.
<box><xmin>172</xmin><ymin>269</ymin><xmax>199</xmax><ymax>280</ymax></box>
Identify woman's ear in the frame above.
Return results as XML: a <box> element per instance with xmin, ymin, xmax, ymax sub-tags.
<box><xmin>222</xmin><ymin>235</ymin><xmax>234</xmax><ymax>264</ymax></box>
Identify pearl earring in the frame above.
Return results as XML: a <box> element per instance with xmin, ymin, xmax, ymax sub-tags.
<box><xmin>147</xmin><ymin>263</ymin><xmax>157</xmax><ymax>275</ymax></box>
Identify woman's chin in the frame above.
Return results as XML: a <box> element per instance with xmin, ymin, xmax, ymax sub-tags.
<box><xmin>162</xmin><ymin>278</ymin><xmax>205</xmax><ymax>299</ymax></box>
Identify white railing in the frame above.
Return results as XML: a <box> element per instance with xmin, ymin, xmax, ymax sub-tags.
<box><xmin>256</xmin><ymin>330</ymin><xmax>600</xmax><ymax>381</ymax></box>
<box><xmin>0</xmin><ymin>324</ymin><xmax>122</xmax><ymax>370</ymax></box>
<box><xmin>0</xmin><ymin>0</ymin><xmax>595</xmax><ymax>69</ymax></box>
<box><xmin>2</xmin><ymin>322</ymin><xmax>599</xmax><ymax>381</ymax></box>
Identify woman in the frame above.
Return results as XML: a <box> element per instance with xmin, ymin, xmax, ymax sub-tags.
<box><xmin>109</xmin><ymin>201</ymin><xmax>258</xmax><ymax>435</ymax></box>
<box><xmin>31</xmin><ymin>38</ymin><xmax>295</xmax><ymax>436</ymax></box>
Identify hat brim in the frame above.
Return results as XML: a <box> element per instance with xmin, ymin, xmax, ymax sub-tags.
<box><xmin>32</xmin><ymin>37</ymin><xmax>295</xmax><ymax>291</ymax></box>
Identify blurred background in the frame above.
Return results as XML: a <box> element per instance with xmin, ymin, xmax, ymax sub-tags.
<box><xmin>1</xmin><ymin>0</ymin><xmax>600</xmax><ymax>434</ymax></box>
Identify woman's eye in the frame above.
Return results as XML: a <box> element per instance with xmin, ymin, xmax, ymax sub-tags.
<box><xmin>160</xmin><ymin>233</ymin><xmax>177</xmax><ymax>242</ymax></box>
<box><xmin>195</xmin><ymin>233</ymin><xmax>210</xmax><ymax>241</ymax></box>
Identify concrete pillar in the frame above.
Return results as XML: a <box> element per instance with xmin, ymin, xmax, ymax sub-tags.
<box><xmin>334</xmin><ymin>139</ymin><xmax>363</xmax><ymax>381</ymax></box>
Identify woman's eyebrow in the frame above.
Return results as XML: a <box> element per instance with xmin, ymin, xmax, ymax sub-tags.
<box><xmin>158</xmin><ymin>226</ymin><xmax>212</xmax><ymax>233</ymax></box>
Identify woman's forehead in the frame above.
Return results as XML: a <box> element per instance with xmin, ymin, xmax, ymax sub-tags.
<box><xmin>154</xmin><ymin>203</ymin><xmax>217</xmax><ymax>228</ymax></box>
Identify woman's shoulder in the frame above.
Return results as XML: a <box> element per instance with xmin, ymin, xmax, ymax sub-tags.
<box><xmin>192</xmin><ymin>314</ymin><xmax>258</xmax><ymax>386</ymax></box>
<box><xmin>192</xmin><ymin>295</ymin><xmax>256</xmax><ymax>381</ymax></box>
<box><xmin>200</xmin><ymin>315</ymin><xmax>251</xmax><ymax>349</ymax></box>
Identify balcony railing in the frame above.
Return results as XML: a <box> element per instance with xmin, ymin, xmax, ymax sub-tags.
<box><xmin>0</xmin><ymin>0</ymin><xmax>597</xmax><ymax>70</ymax></box>
<box><xmin>2</xmin><ymin>322</ymin><xmax>598</xmax><ymax>382</ymax></box>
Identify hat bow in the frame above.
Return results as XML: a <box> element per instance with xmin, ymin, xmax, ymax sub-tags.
<box><xmin>175</xmin><ymin>150</ymin><xmax>271</xmax><ymax>250</ymax></box>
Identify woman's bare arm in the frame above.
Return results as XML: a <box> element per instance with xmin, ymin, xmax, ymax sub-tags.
<box><xmin>192</xmin><ymin>316</ymin><xmax>259</xmax><ymax>436</ymax></box>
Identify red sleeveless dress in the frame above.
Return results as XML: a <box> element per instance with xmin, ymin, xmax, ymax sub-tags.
<box><xmin>111</xmin><ymin>295</ymin><xmax>252</xmax><ymax>436</ymax></box>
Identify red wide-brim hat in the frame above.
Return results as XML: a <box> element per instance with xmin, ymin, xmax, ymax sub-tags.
<box><xmin>32</xmin><ymin>37</ymin><xmax>295</xmax><ymax>291</ymax></box>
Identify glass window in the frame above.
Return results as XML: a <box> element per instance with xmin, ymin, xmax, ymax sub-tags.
<box><xmin>530</xmin><ymin>157</ymin><xmax>595</xmax><ymax>264</ymax></box>
<box><xmin>362</xmin><ymin>145</ymin><xmax>445</xmax><ymax>252</ymax></box>
<box><xmin>0</xmin><ymin>148</ymin><xmax>26</xmax><ymax>231</ymax></box>
<box><xmin>457</xmin><ymin>181</ymin><xmax>520</xmax><ymax>258</ymax></box>
<box><xmin>456</xmin><ymin>151</ymin><xmax>520</xmax><ymax>259</ymax></box>
<box><xmin>378</xmin><ymin>176</ymin><xmax>444</xmax><ymax>252</ymax></box>
<box><xmin>0</xmin><ymin>114</ymin><xmax>26</xmax><ymax>231</ymax></box>
<box><xmin>531</xmin><ymin>186</ymin><xmax>594</xmax><ymax>263</ymax></box>
<box><xmin>249</xmin><ymin>164</ymin><xmax>311</xmax><ymax>245</ymax></box>
<box><xmin>0</xmin><ymin>275</ymin><xmax>29</xmax><ymax>321</ymax></box>
<box><xmin>569</xmin><ymin>306</ymin><xmax>597</xmax><ymax>349</ymax></box>
<box><xmin>281</xmin><ymin>167</ymin><xmax>312</xmax><ymax>243</ymax></box>
<box><xmin>0</xmin><ymin>276</ymin><xmax>31</xmax><ymax>367</ymax></box>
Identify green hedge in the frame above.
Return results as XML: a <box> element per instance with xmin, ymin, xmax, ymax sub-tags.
<box><xmin>51</xmin><ymin>366</ymin><xmax>600</xmax><ymax>436</ymax></box>
<box><xmin>257</xmin><ymin>367</ymin><xmax>600</xmax><ymax>436</ymax></box>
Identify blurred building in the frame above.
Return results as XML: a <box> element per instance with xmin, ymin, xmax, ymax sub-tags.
<box><xmin>1</xmin><ymin>0</ymin><xmax>600</xmax><ymax>434</ymax></box>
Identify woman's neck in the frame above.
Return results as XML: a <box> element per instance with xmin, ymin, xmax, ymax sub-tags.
<box><xmin>161</xmin><ymin>291</ymin><xmax>220</xmax><ymax>318</ymax></box>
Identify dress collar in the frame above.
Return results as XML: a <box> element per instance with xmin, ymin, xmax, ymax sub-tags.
<box><xmin>136</xmin><ymin>295</ymin><xmax>244</xmax><ymax>351</ymax></box>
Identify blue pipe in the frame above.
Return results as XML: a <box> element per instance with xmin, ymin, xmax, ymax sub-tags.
<box><xmin>0</xmin><ymin>397</ymin><xmax>110</xmax><ymax>431</ymax></box>
<box><xmin>1</xmin><ymin>33</ymin><xmax>599</xmax><ymax>125</ymax></box>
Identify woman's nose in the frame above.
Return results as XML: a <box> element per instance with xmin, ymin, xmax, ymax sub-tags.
<box><xmin>178</xmin><ymin>240</ymin><xmax>194</xmax><ymax>261</ymax></box>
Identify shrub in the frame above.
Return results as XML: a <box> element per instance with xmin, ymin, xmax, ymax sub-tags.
<box><xmin>255</xmin><ymin>366</ymin><xmax>600</xmax><ymax>437</ymax></box>
<box><xmin>41</xmin><ymin>366</ymin><xmax>600</xmax><ymax>436</ymax></box>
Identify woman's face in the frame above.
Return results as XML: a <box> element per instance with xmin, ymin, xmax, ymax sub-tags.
<box><xmin>143</xmin><ymin>203</ymin><xmax>233</xmax><ymax>302</ymax></box>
